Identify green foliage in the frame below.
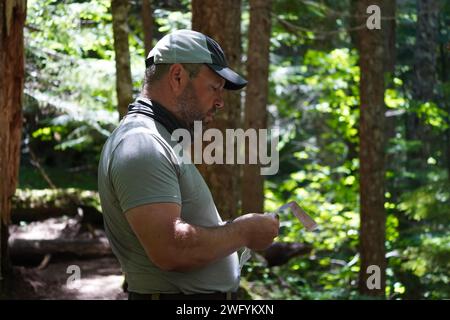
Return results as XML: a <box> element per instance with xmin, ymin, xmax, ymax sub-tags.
<box><xmin>154</xmin><ymin>9</ymin><xmax>191</xmax><ymax>32</ymax></box>
<box><xmin>248</xmin><ymin>1</ymin><xmax>450</xmax><ymax>298</ymax></box>
<box><xmin>13</xmin><ymin>188</ymin><xmax>101</xmax><ymax>214</ymax></box>
<box><xmin>392</xmin><ymin>177</ymin><xmax>450</xmax><ymax>299</ymax></box>
<box><xmin>248</xmin><ymin>46</ymin><xmax>363</xmax><ymax>299</ymax></box>
<box><xmin>23</xmin><ymin>0</ymin><xmax>194</xmax><ymax>170</ymax></box>
<box><xmin>27</xmin><ymin>0</ymin><xmax>113</xmax><ymax>59</ymax></box>
<box><xmin>19</xmin><ymin>166</ymin><xmax>98</xmax><ymax>191</ymax></box>
<box><xmin>23</xmin><ymin>91</ymin><xmax>116</xmax><ymax>173</ymax></box>
<box><xmin>399</xmin><ymin>178</ymin><xmax>450</xmax><ymax>222</ymax></box>
<box><xmin>415</xmin><ymin>102</ymin><xmax>449</xmax><ymax>130</ymax></box>
<box><xmin>26</xmin><ymin>0</ymin><xmax>118</xmax><ymax>111</ymax></box>
<box><xmin>24</xmin><ymin>0</ymin><xmax>125</xmax><ymax>178</ymax></box>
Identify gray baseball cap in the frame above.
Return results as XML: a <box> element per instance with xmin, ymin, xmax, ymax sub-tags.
<box><xmin>146</xmin><ymin>29</ymin><xmax>247</xmax><ymax>90</ymax></box>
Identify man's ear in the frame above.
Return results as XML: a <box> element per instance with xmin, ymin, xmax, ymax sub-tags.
<box><xmin>168</xmin><ymin>64</ymin><xmax>187</xmax><ymax>96</ymax></box>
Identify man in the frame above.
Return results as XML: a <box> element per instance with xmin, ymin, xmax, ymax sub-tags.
<box><xmin>98</xmin><ymin>29</ymin><xmax>279</xmax><ymax>300</ymax></box>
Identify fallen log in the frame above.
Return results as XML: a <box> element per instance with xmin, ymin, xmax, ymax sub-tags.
<box><xmin>9</xmin><ymin>237</ymin><xmax>112</xmax><ymax>259</ymax></box>
<box><xmin>258</xmin><ymin>242</ymin><xmax>313</xmax><ymax>267</ymax></box>
<box><xmin>11</xmin><ymin>188</ymin><xmax>103</xmax><ymax>225</ymax></box>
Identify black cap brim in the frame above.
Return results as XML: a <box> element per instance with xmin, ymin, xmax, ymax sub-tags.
<box><xmin>207</xmin><ymin>64</ymin><xmax>247</xmax><ymax>90</ymax></box>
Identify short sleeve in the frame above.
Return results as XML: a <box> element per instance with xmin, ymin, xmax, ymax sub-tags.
<box><xmin>109</xmin><ymin>132</ymin><xmax>182</xmax><ymax>212</ymax></box>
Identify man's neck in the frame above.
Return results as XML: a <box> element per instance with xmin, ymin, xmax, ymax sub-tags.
<box><xmin>140</xmin><ymin>92</ymin><xmax>184</xmax><ymax>127</ymax></box>
<box><xmin>141</xmin><ymin>87</ymin><xmax>175</xmax><ymax>111</ymax></box>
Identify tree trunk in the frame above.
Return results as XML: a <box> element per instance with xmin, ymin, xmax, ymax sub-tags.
<box><xmin>111</xmin><ymin>0</ymin><xmax>133</xmax><ymax>119</ymax></box>
<box><xmin>398</xmin><ymin>0</ymin><xmax>441</xmax><ymax>298</ymax></box>
<box><xmin>413</xmin><ymin>0</ymin><xmax>439</xmax><ymax>102</ymax></box>
<box><xmin>442</xmin><ymin>17</ymin><xmax>450</xmax><ymax>180</ymax></box>
<box><xmin>11</xmin><ymin>188</ymin><xmax>103</xmax><ymax>225</ymax></box>
<box><xmin>0</xmin><ymin>0</ymin><xmax>27</xmax><ymax>297</ymax></box>
<box><xmin>439</xmin><ymin>14</ymin><xmax>450</xmax><ymax>181</ymax></box>
<box><xmin>141</xmin><ymin>0</ymin><xmax>153</xmax><ymax>56</ymax></box>
<box><xmin>356</xmin><ymin>0</ymin><xmax>386</xmax><ymax>298</ymax></box>
<box><xmin>405</xmin><ymin>0</ymin><xmax>439</xmax><ymax>165</ymax></box>
<box><xmin>383</xmin><ymin>0</ymin><xmax>397</xmax><ymax>155</ymax></box>
<box><xmin>348</xmin><ymin>0</ymin><xmax>359</xmax><ymax>49</ymax></box>
<box><xmin>382</xmin><ymin>0</ymin><xmax>396</xmax><ymax>75</ymax></box>
<box><xmin>192</xmin><ymin>0</ymin><xmax>243</xmax><ymax>220</ymax></box>
<box><xmin>242</xmin><ymin>0</ymin><xmax>272</xmax><ymax>214</ymax></box>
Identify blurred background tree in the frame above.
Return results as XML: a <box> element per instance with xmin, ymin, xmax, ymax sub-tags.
<box><xmin>0</xmin><ymin>0</ymin><xmax>27</xmax><ymax>298</ymax></box>
<box><xmin>192</xmin><ymin>0</ymin><xmax>244</xmax><ymax>220</ymax></box>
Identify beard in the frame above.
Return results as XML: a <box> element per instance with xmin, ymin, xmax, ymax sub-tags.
<box><xmin>176</xmin><ymin>82</ymin><xmax>212</xmax><ymax>135</ymax></box>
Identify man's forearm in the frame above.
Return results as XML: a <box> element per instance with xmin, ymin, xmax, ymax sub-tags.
<box><xmin>166</xmin><ymin>218</ymin><xmax>246</xmax><ymax>272</ymax></box>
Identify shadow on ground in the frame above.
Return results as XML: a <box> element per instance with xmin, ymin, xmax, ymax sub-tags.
<box><xmin>11</xmin><ymin>257</ymin><xmax>127</xmax><ymax>300</ymax></box>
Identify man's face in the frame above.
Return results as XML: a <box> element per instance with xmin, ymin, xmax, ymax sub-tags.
<box><xmin>176</xmin><ymin>65</ymin><xmax>225</xmax><ymax>131</ymax></box>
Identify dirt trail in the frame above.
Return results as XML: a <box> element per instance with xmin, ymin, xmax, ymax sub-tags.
<box><xmin>8</xmin><ymin>216</ymin><xmax>127</xmax><ymax>300</ymax></box>
<box><xmin>12</xmin><ymin>256</ymin><xmax>127</xmax><ymax>300</ymax></box>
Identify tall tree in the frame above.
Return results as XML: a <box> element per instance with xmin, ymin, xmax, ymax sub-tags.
<box><xmin>111</xmin><ymin>0</ymin><xmax>133</xmax><ymax>119</ymax></box>
<box><xmin>0</xmin><ymin>0</ymin><xmax>27</xmax><ymax>296</ymax></box>
<box><xmin>356</xmin><ymin>0</ymin><xmax>386</xmax><ymax>297</ymax></box>
<box><xmin>413</xmin><ymin>0</ymin><xmax>439</xmax><ymax>102</ymax></box>
<box><xmin>440</xmin><ymin>11</ymin><xmax>450</xmax><ymax>179</ymax></box>
<box><xmin>350</xmin><ymin>0</ymin><xmax>396</xmax><ymax>72</ymax></box>
<box><xmin>242</xmin><ymin>0</ymin><xmax>272</xmax><ymax>214</ymax></box>
<box><xmin>192</xmin><ymin>0</ymin><xmax>243</xmax><ymax>220</ymax></box>
<box><xmin>406</xmin><ymin>0</ymin><xmax>440</xmax><ymax>167</ymax></box>
<box><xmin>141</xmin><ymin>0</ymin><xmax>153</xmax><ymax>56</ymax></box>
<box><xmin>397</xmin><ymin>0</ymin><xmax>441</xmax><ymax>299</ymax></box>
<box><xmin>383</xmin><ymin>0</ymin><xmax>396</xmax><ymax>75</ymax></box>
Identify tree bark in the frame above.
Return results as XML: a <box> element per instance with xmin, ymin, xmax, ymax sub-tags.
<box><xmin>442</xmin><ymin>17</ymin><xmax>450</xmax><ymax>180</ymax></box>
<box><xmin>111</xmin><ymin>0</ymin><xmax>133</xmax><ymax>119</ymax></box>
<box><xmin>382</xmin><ymin>0</ymin><xmax>396</xmax><ymax>75</ymax></box>
<box><xmin>356</xmin><ymin>0</ymin><xmax>386</xmax><ymax>298</ymax></box>
<box><xmin>348</xmin><ymin>0</ymin><xmax>359</xmax><ymax>49</ymax></box>
<box><xmin>383</xmin><ymin>0</ymin><xmax>397</xmax><ymax>157</ymax></box>
<box><xmin>192</xmin><ymin>0</ymin><xmax>243</xmax><ymax>220</ymax></box>
<box><xmin>398</xmin><ymin>0</ymin><xmax>441</xmax><ymax>298</ymax></box>
<box><xmin>242</xmin><ymin>0</ymin><xmax>272</xmax><ymax>214</ymax></box>
<box><xmin>413</xmin><ymin>0</ymin><xmax>439</xmax><ymax>102</ymax></box>
<box><xmin>0</xmin><ymin>0</ymin><xmax>27</xmax><ymax>296</ymax></box>
<box><xmin>405</xmin><ymin>0</ymin><xmax>440</xmax><ymax>184</ymax></box>
<box><xmin>410</xmin><ymin>0</ymin><xmax>439</xmax><ymax>150</ymax></box>
<box><xmin>141</xmin><ymin>0</ymin><xmax>153</xmax><ymax>56</ymax></box>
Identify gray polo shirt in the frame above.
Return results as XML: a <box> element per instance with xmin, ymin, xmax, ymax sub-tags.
<box><xmin>98</xmin><ymin>111</ymin><xmax>240</xmax><ymax>294</ymax></box>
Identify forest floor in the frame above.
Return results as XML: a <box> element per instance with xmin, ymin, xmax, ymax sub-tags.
<box><xmin>8</xmin><ymin>217</ymin><xmax>127</xmax><ymax>300</ymax></box>
<box><xmin>11</xmin><ymin>256</ymin><xmax>127</xmax><ymax>300</ymax></box>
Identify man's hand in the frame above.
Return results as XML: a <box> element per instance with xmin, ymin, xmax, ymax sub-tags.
<box><xmin>232</xmin><ymin>213</ymin><xmax>279</xmax><ymax>251</ymax></box>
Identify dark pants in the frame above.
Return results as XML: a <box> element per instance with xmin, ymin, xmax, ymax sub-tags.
<box><xmin>128</xmin><ymin>291</ymin><xmax>238</xmax><ymax>300</ymax></box>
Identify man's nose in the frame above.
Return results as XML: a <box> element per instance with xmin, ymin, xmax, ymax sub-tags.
<box><xmin>214</xmin><ymin>97</ymin><xmax>224</xmax><ymax>110</ymax></box>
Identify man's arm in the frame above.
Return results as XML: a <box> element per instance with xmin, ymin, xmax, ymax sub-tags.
<box><xmin>126</xmin><ymin>202</ymin><xmax>278</xmax><ymax>272</ymax></box>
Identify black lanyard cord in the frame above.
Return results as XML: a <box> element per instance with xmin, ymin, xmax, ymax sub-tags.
<box><xmin>127</xmin><ymin>98</ymin><xmax>186</xmax><ymax>135</ymax></box>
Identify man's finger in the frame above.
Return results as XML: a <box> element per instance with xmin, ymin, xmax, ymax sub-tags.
<box><xmin>266</xmin><ymin>212</ymin><xmax>279</xmax><ymax>220</ymax></box>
